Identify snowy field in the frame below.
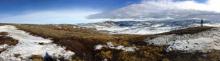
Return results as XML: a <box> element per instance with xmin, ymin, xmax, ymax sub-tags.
<box><xmin>146</xmin><ymin>27</ymin><xmax>220</xmax><ymax>52</ymax></box>
<box><xmin>83</xmin><ymin>23</ymin><xmax>220</xmax><ymax>35</ymax></box>
<box><xmin>88</xmin><ymin>25</ymin><xmax>175</xmax><ymax>35</ymax></box>
<box><xmin>0</xmin><ymin>25</ymin><xmax>74</xmax><ymax>61</ymax></box>
<box><xmin>95</xmin><ymin>42</ymin><xmax>138</xmax><ymax>52</ymax></box>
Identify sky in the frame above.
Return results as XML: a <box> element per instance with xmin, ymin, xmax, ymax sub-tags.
<box><xmin>0</xmin><ymin>0</ymin><xmax>141</xmax><ymax>14</ymax></box>
<box><xmin>0</xmin><ymin>0</ymin><xmax>218</xmax><ymax>24</ymax></box>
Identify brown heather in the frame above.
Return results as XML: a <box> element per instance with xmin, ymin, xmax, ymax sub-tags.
<box><xmin>13</xmin><ymin>24</ymin><xmax>219</xmax><ymax>61</ymax></box>
<box><xmin>0</xmin><ymin>32</ymin><xmax>18</xmax><ymax>53</ymax></box>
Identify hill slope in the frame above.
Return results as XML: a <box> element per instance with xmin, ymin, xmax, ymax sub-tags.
<box><xmin>1</xmin><ymin>23</ymin><xmax>219</xmax><ymax>61</ymax></box>
<box><xmin>0</xmin><ymin>25</ymin><xmax>74</xmax><ymax>61</ymax></box>
<box><xmin>146</xmin><ymin>26</ymin><xmax>220</xmax><ymax>52</ymax></box>
<box><xmin>12</xmin><ymin>24</ymin><xmax>218</xmax><ymax>61</ymax></box>
<box><xmin>78</xmin><ymin>19</ymin><xmax>218</xmax><ymax>35</ymax></box>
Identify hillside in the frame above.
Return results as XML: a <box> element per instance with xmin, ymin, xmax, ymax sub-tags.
<box><xmin>78</xmin><ymin>20</ymin><xmax>217</xmax><ymax>35</ymax></box>
<box><xmin>0</xmin><ymin>24</ymin><xmax>219</xmax><ymax>61</ymax></box>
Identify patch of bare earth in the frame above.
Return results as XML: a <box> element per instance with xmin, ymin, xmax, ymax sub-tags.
<box><xmin>0</xmin><ymin>32</ymin><xmax>18</xmax><ymax>53</ymax></box>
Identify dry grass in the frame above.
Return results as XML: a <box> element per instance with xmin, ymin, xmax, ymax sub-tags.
<box><xmin>159</xmin><ymin>26</ymin><xmax>214</xmax><ymax>35</ymax></box>
<box><xmin>206</xmin><ymin>50</ymin><xmax>220</xmax><ymax>61</ymax></box>
<box><xmin>0</xmin><ymin>32</ymin><xmax>18</xmax><ymax>53</ymax></box>
<box><xmin>0</xmin><ymin>32</ymin><xmax>18</xmax><ymax>46</ymax></box>
<box><xmin>14</xmin><ymin>24</ymin><xmax>150</xmax><ymax>61</ymax></box>
<box><xmin>0</xmin><ymin>32</ymin><xmax>8</xmax><ymax>36</ymax></box>
<box><xmin>30</xmin><ymin>55</ymin><xmax>43</xmax><ymax>61</ymax></box>
<box><xmin>14</xmin><ymin>24</ymin><xmax>147</xmax><ymax>51</ymax></box>
<box><xmin>13</xmin><ymin>24</ymin><xmax>216</xmax><ymax>61</ymax></box>
<box><xmin>14</xmin><ymin>24</ymin><xmax>116</xmax><ymax>60</ymax></box>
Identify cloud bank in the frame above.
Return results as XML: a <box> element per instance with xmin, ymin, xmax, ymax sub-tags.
<box><xmin>88</xmin><ymin>0</ymin><xmax>220</xmax><ymax>19</ymax></box>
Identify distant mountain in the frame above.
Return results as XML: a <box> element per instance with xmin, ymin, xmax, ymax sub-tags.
<box><xmin>78</xmin><ymin>19</ymin><xmax>219</xmax><ymax>34</ymax></box>
<box><xmin>83</xmin><ymin>0</ymin><xmax>220</xmax><ymax>35</ymax></box>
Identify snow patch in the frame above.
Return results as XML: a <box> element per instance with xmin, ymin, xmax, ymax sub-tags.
<box><xmin>0</xmin><ymin>25</ymin><xmax>74</xmax><ymax>61</ymax></box>
<box><xmin>95</xmin><ymin>44</ymin><xmax>104</xmax><ymax>50</ymax></box>
<box><xmin>83</xmin><ymin>24</ymin><xmax>174</xmax><ymax>35</ymax></box>
<box><xmin>95</xmin><ymin>42</ymin><xmax>138</xmax><ymax>52</ymax></box>
<box><xmin>146</xmin><ymin>28</ymin><xmax>220</xmax><ymax>52</ymax></box>
<box><xmin>0</xmin><ymin>44</ymin><xmax>9</xmax><ymax>50</ymax></box>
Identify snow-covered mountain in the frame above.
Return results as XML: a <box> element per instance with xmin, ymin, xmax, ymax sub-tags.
<box><xmin>78</xmin><ymin>19</ymin><xmax>220</xmax><ymax>34</ymax></box>
<box><xmin>82</xmin><ymin>0</ymin><xmax>220</xmax><ymax>35</ymax></box>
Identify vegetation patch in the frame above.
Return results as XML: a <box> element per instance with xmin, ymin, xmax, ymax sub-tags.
<box><xmin>14</xmin><ymin>24</ymin><xmax>216</xmax><ymax>61</ymax></box>
<box><xmin>0</xmin><ymin>32</ymin><xmax>18</xmax><ymax>53</ymax></box>
<box><xmin>0</xmin><ymin>32</ymin><xmax>18</xmax><ymax>46</ymax></box>
<box><xmin>0</xmin><ymin>32</ymin><xmax>8</xmax><ymax>36</ymax></box>
<box><xmin>159</xmin><ymin>26</ymin><xmax>214</xmax><ymax>35</ymax></box>
<box><xmin>30</xmin><ymin>55</ymin><xmax>43</xmax><ymax>61</ymax></box>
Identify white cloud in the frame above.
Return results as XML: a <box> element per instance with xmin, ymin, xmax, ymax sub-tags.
<box><xmin>88</xmin><ymin>0</ymin><xmax>220</xmax><ymax>19</ymax></box>
<box><xmin>139</xmin><ymin>0</ymin><xmax>220</xmax><ymax>12</ymax></box>
<box><xmin>0</xmin><ymin>9</ymin><xmax>100</xmax><ymax>24</ymax></box>
<box><xmin>174</xmin><ymin>0</ymin><xmax>220</xmax><ymax>12</ymax></box>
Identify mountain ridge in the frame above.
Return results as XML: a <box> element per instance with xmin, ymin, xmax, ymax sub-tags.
<box><xmin>78</xmin><ymin>19</ymin><xmax>215</xmax><ymax>34</ymax></box>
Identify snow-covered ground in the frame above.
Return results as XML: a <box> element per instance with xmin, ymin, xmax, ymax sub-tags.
<box><xmin>79</xmin><ymin>21</ymin><xmax>181</xmax><ymax>35</ymax></box>
<box><xmin>95</xmin><ymin>42</ymin><xmax>138</xmax><ymax>52</ymax></box>
<box><xmin>0</xmin><ymin>25</ymin><xmax>74</xmax><ymax>61</ymax></box>
<box><xmin>146</xmin><ymin>27</ymin><xmax>220</xmax><ymax>53</ymax></box>
<box><xmin>87</xmin><ymin>25</ymin><xmax>176</xmax><ymax>35</ymax></box>
<box><xmin>79</xmin><ymin>19</ymin><xmax>217</xmax><ymax>35</ymax></box>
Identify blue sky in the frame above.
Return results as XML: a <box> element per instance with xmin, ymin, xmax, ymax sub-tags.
<box><xmin>0</xmin><ymin>0</ymin><xmax>212</xmax><ymax>24</ymax></box>
<box><xmin>0</xmin><ymin>0</ymin><xmax>141</xmax><ymax>14</ymax></box>
<box><xmin>0</xmin><ymin>0</ymin><xmax>207</xmax><ymax>12</ymax></box>
<box><xmin>196</xmin><ymin>0</ymin><xmax>207</xmax><ymax>3</ymax></box>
